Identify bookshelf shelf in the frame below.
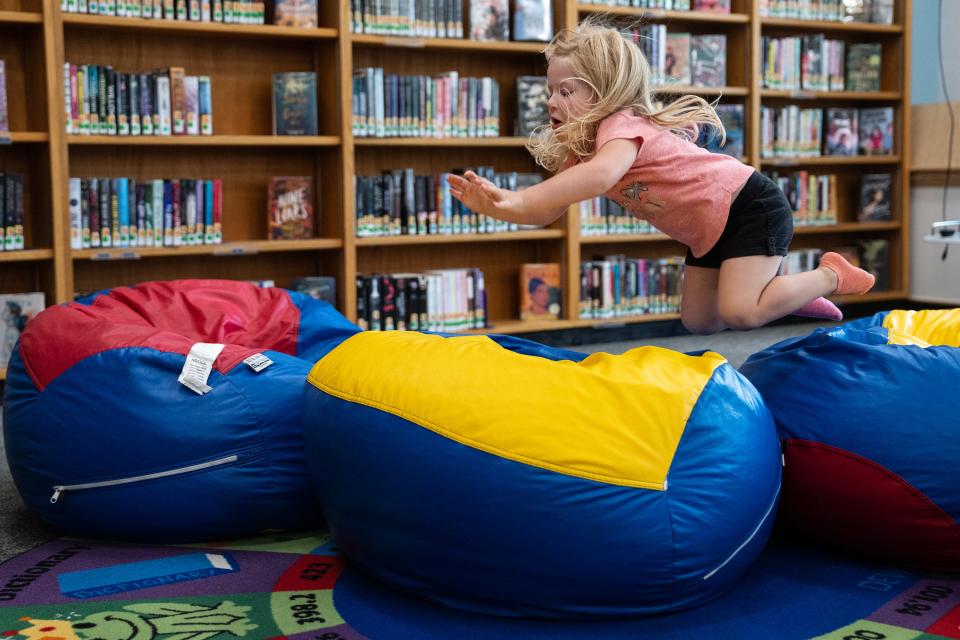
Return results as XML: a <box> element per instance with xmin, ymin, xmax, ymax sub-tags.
<box><xmin>760</xmin><ymin>155</ymin><xmax>901</xmax><ymax>167</ymax></box>
<box><xmin>580</xmin><ymin>233</ymin><xmax>672</xmax><ymax>244</ymax></box>
<box><xmin>350</xmin><ymin>33</ymin><xmax>546</xmax><ymax>53</ymax></box>
<box><xmin>5</xmin><ymin>0</ymin><xmax>909</xmax><ymax>336</ymax></box>
<box><xmin>0</xmin><ymin>368</ymin><xmax>5</xmax><ymax>382</ymax></box>
<box><xmin>2</xmin><ymin>132</ymin><xmax>49</xmax><ymax>143</ymax></box>
<box><xmin>655</xmin><ymin>85</ymin><xmax>749</xmax><ymax>97</ymax></box>
<box><xmin>794</xmin><ymin>221</ymin><xmax>900</xmax><ymax>234</ymax></box>
<box><xmin>73</xmin><ymin>239</ymin><xmax>343</xmax><ymax>260</ymax></box>
<box><xmin>832</xmin><ymin>290</ymin><xmax>907</xmax><ymax>305</ymax></box>
<box><xmin>62</xmin><ymin>14</ymin><xmax>338</xmax><ymax>39</ymax></box>
<box><xmin>0</xmin><ymin>249</ymin><xmax>55</xmax><ymax>262</ymax></box>
<box><xmin>354</xmin><ymin>137</ymin><xmax>530</xmax><ymax>147</ymax></box>
<box><xmin>760</xmin><ymin>90</ymin><xmax>902</xmax><ymax>101</ymax></box>
<box><xmin>66</xmin><ymin>135</ymin><xmax>342</xmax><ymax>147</ymax></box>
<box><xmin>355</xmin><ymin>230</ymin><xmax>564</xmax><ymax>246</ymax></box>
<box><xmin>0</xmin><ymin>10</ymin><xmax>42</xmax><ymax>24</ymax></box>
<box><xmin>760</xmin><ymin>17</ymin><xmax>903</xmax><ymax>34</ymax></box>
<box><xmin>576</xmin><ymin>5</ymin><xmax>750</xmax><ymax>24</ymax></box>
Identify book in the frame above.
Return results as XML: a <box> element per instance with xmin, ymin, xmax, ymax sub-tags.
<box><xmin>515</xmin><ymin>75</ymin><xmax>548</xmax><ymax>137</ymax></box>
<box><xmin>700</xmin><ymin>104</ymin><xmax>744</xmax><ymax>158</ymax></box>
<box><xmin>268</xmin><ymin>176</ymin><xmax>315</xmax><ymax>239</ymax></box>
<box><xmin>0</xmin><ymin>292</ymin><xmax>45</xmax><ymax>368</ymax></box>
<box><xmin>274</xmin><ymin>0</ymin><xmax>317</xmax><ymax>27</ymax></box>
<box><xmin>846</xmin><ymin>43</ymin><xmax>881</xmax><ymax>93</ymax></box>
<box><xmin>691</xmin><ymin>35</ymin><xmax>726</xmax><ymax>87</ymax></box>
<box><xmin>292</xmin><ymin>276</ymin><xmax>336</xmax><ymax>305</ymax></box>
<box><xmin>184</xmin><ymin>75</ymin><xmax>199</xmax><ymax>135</ymax></box>
<box><xmin>272</xmin><ymin>72</ymin><xmax>317</xmax><ymax>136</ymax></box>
<box><xmin>665</xmin><ymin>33</ymin><xmax>691</xmax><ymax>86</ymax></box>
<box><xmin>824</xmin><ymin>107</ymin><xmax>858</xmax><ymax>156</ymax></box>
<box><xmin>858</xmin><ymin>173</ymin><xmax>892</xmax><ymax>221</ymax></box>
<box><xmin>469</xmin><ymin>0</ymin><xmax>508</xmax><ymax>41</ymax></box>
<box><xmin>871</xmin><ymin>0</ymin><xmax>894</xmax><ymax>24</ymax></box>
<box><xmin>519</xmin><ymin>262</ymin><xmax>561</xmax><ymax>320</ymax></box>
<box><xmin>858</xmin><ymin>107</ymin><xmax>893</xmax><ymax>155</ymax></box>
<box><xmin>858</xmin><ymin>239</ymin><xmax>889</xmax><ymax>291</ymax></box>
<box><xmin>0</xmin><ymin>60</ymin><xmax>8</xmax><ymax>134</ymax></box>
<box><xmin>512</xmin><ymin>0</ymin><xmax>551</xmax><ymax>42</ymax></box>
<box><xmin>693</xmin><ymin>0</ymin><xmax>730</xmax><ymax>12</ymax></box>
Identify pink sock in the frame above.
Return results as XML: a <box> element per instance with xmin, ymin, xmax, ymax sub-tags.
<box><xmin>819</xmin><ymin>251</ymin><xmax>876</xmax><ymax>296</ymax></box>
<box><xmin>793</xmin><ymin>297</ymin><xmax>843</xmax><ymax>321</ymax></box>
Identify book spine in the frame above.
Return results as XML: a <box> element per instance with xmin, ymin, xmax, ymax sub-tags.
<box><xmin>88</xmin><ymin>178</ymin><xmax>100</xmax><ymax>248</ymax></box>
<box><xmin>69</xmin><ymin>178</ymin><xmax>82</xmax><ymax>250</ymax></box>
<box><xmin>198</xmin><ymin>76</ymin><xmax>213</xmax><ymax>135</ymax></box>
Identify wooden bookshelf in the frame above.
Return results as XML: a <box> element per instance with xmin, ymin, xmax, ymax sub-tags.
<box><xmin>0</xmin><ymin>0</ymin><xmax>912</xmax><ymax>336</ymax></box>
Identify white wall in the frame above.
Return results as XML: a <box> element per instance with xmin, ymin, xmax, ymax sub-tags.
<box><xmin>911</xmin><ymin>1</ymin><xmax>960</xmax><ymax>304</ymax></box>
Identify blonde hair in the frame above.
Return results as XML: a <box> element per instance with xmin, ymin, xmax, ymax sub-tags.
<box><xmin>528</xmin><ymin>17</ymin><xmax>725</xmax><ymax>173</ymax></box>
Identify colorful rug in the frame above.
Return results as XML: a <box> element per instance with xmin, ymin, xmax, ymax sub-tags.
<box><xmin>1</xmin><ymin>530</ymin><xmax>958</xmax><ymax>640</ymax></box>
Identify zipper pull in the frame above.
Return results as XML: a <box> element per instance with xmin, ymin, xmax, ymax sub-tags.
<box><xmin>50</xmin><ymin>487</ymin><xmax>63</xmax><ymax>504</ymax></box>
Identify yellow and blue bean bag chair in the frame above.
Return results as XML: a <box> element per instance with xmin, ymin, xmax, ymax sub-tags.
<box><xmin>303</xmin><ymin>331</ymin><xmax>782</xmax><ymax>619</ymax></box>
<box><xmin>740</xmin><ymin>309</ymin><xmax>960</xmax><ymax>571</ymax></box>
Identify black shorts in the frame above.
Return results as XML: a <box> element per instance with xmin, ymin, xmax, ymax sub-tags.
<box><xmin>684</xmin><ymin>172</ymin><xmax>793</xmax><ymax>269</ymax></box>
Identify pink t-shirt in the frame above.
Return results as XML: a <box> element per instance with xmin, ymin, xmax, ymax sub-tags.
<box><xmin>590</xmin><ymin>109</ymin><xmax>755</xmax><ymax>258</ymax></box>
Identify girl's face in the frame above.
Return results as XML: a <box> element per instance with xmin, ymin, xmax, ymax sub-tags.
<box><xmin>546</xmin><ymin>56</ymin><xmax>592</xmax><ymax>129</ymax></box>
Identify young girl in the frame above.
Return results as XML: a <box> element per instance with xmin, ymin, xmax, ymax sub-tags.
<box><xmin>447</xmin><ymin>21</ymin><xmax>875</xmax><ymax>334</ymax></box>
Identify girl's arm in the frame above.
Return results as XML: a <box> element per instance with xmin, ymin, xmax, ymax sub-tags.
<box><xmin>447</xmin><ymin>138</ymin><xmax>640</xmax><ymax>226</ymax></box>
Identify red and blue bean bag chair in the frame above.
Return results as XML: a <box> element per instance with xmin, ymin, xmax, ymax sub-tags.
<box><xmin>302</xmin><ymin>331</ymin><xmax>782</xmax><ymax>618</ymax></box>
<box><xmin>3</xmin><ymin>279</ymin><xmax>360</xmax><ymax>542</ymax></box>
<box><xmin>740</xmin><ymin>309</ymin><xmax>960</xmax><ymax>571</ymax></box>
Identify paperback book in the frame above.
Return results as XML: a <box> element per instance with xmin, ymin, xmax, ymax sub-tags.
<box><xmin>665</xmin><ymin>33</ymin><xmax>691</xmax><ymax>86</ymax></box>
<box><xmin>292</xmin><ymin>276</ymin><xmax>335</xmax><ymax>304</ymax></box>
<box><xmin>272</xmin><ymin>72</ymin><xmax>318</xmax><ymax>136</ymax></box>
<box><xmin>858</xmin><ymin>107</ymin><xmax>893</xmax><ymax>155</ymax></box>
<box><xmin>469</xmin><ymin>0</ymin><xmax>509</xmax><ymax>41</ymax></box>
<box><xmin>846</xmin><ymin>43</ymin><xmax>881</xmax><ymax>93</ymax></box>
<box><xmin>858</xmin><ymin>173</ymin><xmax>892</xmax><ymax>221</ymax></box>
<box><xmin>274</xmin><ymin>0</ymin><xmax>316</xmax><ymax>27</ymax></box>
<box><xmin>516</xmin><ymin>76</ymin><xmax>549</xmax><ymax>137</ymax></box>
<box><xmin>512</xmin><ymin>0</ymin><xmax>551</xmax><ymax>42</ymax></box>
<box><xmin>0</xmin><ymin>60</ymin><xmax>8</xmax><ymax>134</ymax></box>
<box><xmin>0</xmin><ymin>292</ymin><xmax>45</xmax><ymax>368</ymax></box>
<box><xmin>520</xmin><ymin>262</ymin><xmax>561</xmax><ymax>321</ymax></box>
<box><xmin>691</xmin><ymin>35</ymin><xmax>726</xmax><ymax>87</ymax></box>
<box><xmin>824</xmin><ymin>107</ymin><xmax>858</xmax><ymax>156</ymax></box>
<box><xmin>268</xmin><ymin>176</ymin><xmax>315</xmax><ymax>239</ymax></box>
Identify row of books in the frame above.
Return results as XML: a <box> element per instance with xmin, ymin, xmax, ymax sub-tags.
<box><xmin>0</xmin><ymin>292</ymin><xmax>45</xmax><ymax>369</ymax></box>
<box><xmin>68</xmin><ymin>177</ymin><xmax>223</xmax><ymax>249</ymax></box>
<box><xmin>356</xmin><ymin>269</ymin><xmax>488</xmax><ymax>332</ymax></box>
<box><xmin>760</xmin><ymin>105</ymin><xmax>893</xmax><ymax>158</ymax></box>
<box><xmin>353</xmin><ymin>69</ymin><xmax>500</xmax><ymax>138</ymax></box>
<box><xmin>580</xmin><ymin>257</ymin><xmax>684</xmax><ymax>320</ymax></box>
<box><xmin>762</xmin><ymin>38</ymin><xmax>882</xmax><ymax>93</ymax></box>
<box><xmin>782</xmin><ymin>240</ymin><xmax>890</xmax><ymax>291</ymax></box>
<box><xmin>758</xmin><ymin>0</ymin><xmax>894</xmax><ymax>24</ymax></box>
<box><xmin>350</xmin><ymin>0</ymin><xmax>553</xmax><ymax>42</ymax></box>
<box><xmin>0</xmin><ymin>61</ymin><xmax>7</xmax><ymax>135</ymax></box>
<box><xmin>355</xmin><ymin>168</ymin><xmax>541</xmax><ymax>237</ymax></box>
<box><xmin>63</xmin><ymin>65</ymin><xmax>213</xmax><ymax>137</ymax></box>
<box><xmin>765</xmin><ymin>171</ymin><xmax>839</xmax><ymax>227</ymax></box>
<box><xmin>0</xmin><ymin>174</ymin><xmax>25</xmax><ymax>252</ymax></box>
<box><xmin>59</xmin><ymin>0</ymin><xmax>270</xmax><ymax>24</ymax></box>
<box><xmin>645</xmin><ymin>30</ymin><xmax>727</xmax><ymax>88</ymax></box>
<box><xmin>580</xmin><ymin>198</ymin><xmax>658</xmax><ymax>237</ymax></box>
<box><xmin>578</xmin><ymin>0</ymin><xmax>715</xmax><ymax>11</ymax></box>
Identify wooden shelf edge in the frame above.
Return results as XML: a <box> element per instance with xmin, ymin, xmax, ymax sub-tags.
<box><xmin>354</xmin><ymin>136</ymin><xmax>528</xmax><ymax>147</ymax></box>
<box><xmin>1</xmin><ymin>131</ymin><xmax>49</xmax><ymax>143</ymax></box>
<box><xmin>0</xmin><ymin>249</ymin><xmax>55</xmax><ymax>262</ymax></box>
<box><xmin>67</xmin><ymin>134</ymin><xmax>341</xmax><ymax>146</ymax></box>
<box><xmin>580</xmin><ymin>233</ymin><xmax>672</xmax><ymax>244</ymax></box>
<box><xmin>0</xmin><ymin>9</ymin><xmax>42</xmax><ymax>23</ymax></box>
<box><xmin>793</xmin><ymin>221</ymin><xmax>900</xmax><ymax>233</ymax></box>
<box><xmin>350</xmin><ymin>33</ymin><xmax>545</xmax><ymax>53</ymax></box>
<box><xmin>468</xmin><ymin>313</ymin><xmax>683</xmax><ymax>335</ymax></box>
<box><xmin>656</xmin><ymin>85</ymin><xmax>749</xmax><ymax>97</ymax></box>
<box><xmin>833</xmin><ymin>290</ymin><xmax>908</xmax><ymax>305</ymax></box>
<box><xmin>61</xmin><ymin>14</ymin><xmax>338</xmax><ymax>39</ymax></box>
<box><xmin>761</xmin><ymin>90</ymin><xmax>901</xmax><ymax>101</ymax></box>
<box><xmin>760</xmin><ymin>17</ymin><xmax>903</xmax><ymax>34</ymax></box>
<box><xmin>577</xmin><ymin>5</ymin><xmax>749</xmax><ymax>24</ymax></box>
<box><xmin>356</xmin><ymin>230</ymin><xmax>564</xmax><ymax>246</ymax></box>
<box><xmin>761</xmin><ymin>155</ymin><xmax>900</xmax><ymax>166</ymax></box>
<box><xmin>73</xmin><ymin>239</ymin><xmax>342</xmax><ymax>259</ymax></box>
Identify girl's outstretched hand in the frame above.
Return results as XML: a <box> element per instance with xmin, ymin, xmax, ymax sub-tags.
<box><xmin>447</xmin><ymin>171</ymin><xmax>524</xmax><ymax>219</ymax></box>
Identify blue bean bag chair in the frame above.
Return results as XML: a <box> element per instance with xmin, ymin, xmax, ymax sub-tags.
<box><xmin>740</xmin><ymin>309</ymin><xmax>960</xmax><ymax>571</ymax></box>
<box><xmin>3</xmin><ymin>279</ymin><xmax>360</xmax><ymax>542</ymax></box>
<box><xmin>302</xmin><ymin>331</ymin><xmax>782</xmax><ymax>619</ymax></box>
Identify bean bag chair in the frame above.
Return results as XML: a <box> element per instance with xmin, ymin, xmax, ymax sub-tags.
<box><xmin>740</xmin><ymin>309</ymin><xmax>960</xmax><ymax>571</ymax></box>
<box><xmin>3</xmin><ymin>279</ymin><xmax>360</xmax><ymax>542</ymax></box>
<box><xmin>302</xmin><ymin>331</ymin><xmax>782</xmax><ymax>619</ymax></box>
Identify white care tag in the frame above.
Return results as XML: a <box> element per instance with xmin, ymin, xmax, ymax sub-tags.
<box><xmin>178</xmin><ymin>343</ymin><xmax>226</xmax><ymax>395</ymax></box>
<box><xmin>243</xmin><ymin>353</ymin><xmax>273</xmax><ymax>373</ymax></box>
